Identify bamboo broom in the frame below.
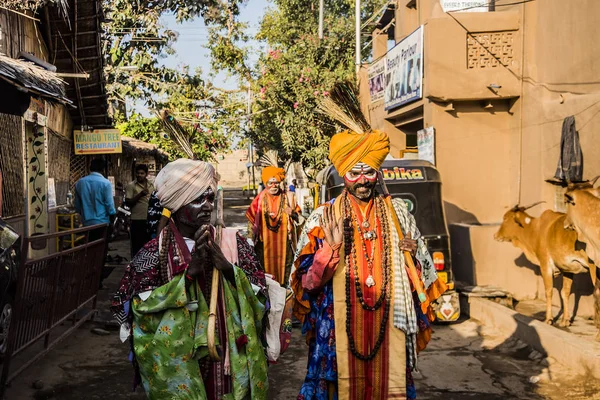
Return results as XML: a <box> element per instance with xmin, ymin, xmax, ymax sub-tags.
<box><xmin>378</xmin><ymin>173</ymin><xmax>427</xmax><ymax>304</ymax></box>
<box><xmin>207</xmin><ymin>186</ymin><xmax>224</xmax><ymax>361</ymax></box>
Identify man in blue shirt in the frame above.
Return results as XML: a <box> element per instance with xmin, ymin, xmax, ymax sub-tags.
<box><xmin>75</xmin><ymin>158</ymin><xmax>116</xmax><ymax>238</ymax></box>
<box><xmin>288</xmin><ymin>178</ymin><xmax>298</xmax><ymax>193</ymax></box>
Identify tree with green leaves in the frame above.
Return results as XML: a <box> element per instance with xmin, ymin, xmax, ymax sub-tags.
<box><xmin>207</xmin><ymin>0</ymin><xmax>386</xmax><ymax>175</ymax></box>
<box><xmin>102</xmin><ymin>0</ymin><xmax>248</xmax><ymax>160</ymax></box>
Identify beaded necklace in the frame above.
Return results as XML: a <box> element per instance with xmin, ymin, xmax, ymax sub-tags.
<box><xmin>348</xmin><ymin>197</ymin><xmax>378</xmax><ymax>287</ymax></box>
<box><xmin>263</xmin><ymin>192</ymin><xmax>285</xmax><ymax>232</ymax></box>
<box><xmin>342</xmin><ymin>190</ymin><xmax>392</xmax><ymax>361</ymax></box>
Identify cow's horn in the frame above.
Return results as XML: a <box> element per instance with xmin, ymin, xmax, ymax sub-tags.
<box><xmin>521</xmin><ymin>201</ymin><xmax>545</xmax><ymax>211</ymax></box>
<box><xmin>591</xmin><ymin>175</ymin><xmax>600</xmax><ymax>186</ymax></box>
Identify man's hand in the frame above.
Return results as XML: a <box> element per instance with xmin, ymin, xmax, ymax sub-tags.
<box><xmin>136</xmin><ymin>189</ymin><xmax>149</xmax><ymax>200</ymax></box>
<box><xmin>190</xmin><ymin>225</ymin><xmax>234</xmax><ymax>282</ymax></box>
<box><xmin>320</xmin><ymin>205</ymin><xmax>343</xmax><ymax>247</ymax></box>
<box><xmin>127</xmin><ymin>189</ymin><xmax>149</xmax><ymax>208</ymax></box>
<box><xmin>188</xmin><ymin>225</ymin><xmax>211</xmax><ymax>278</ymax></box>
<box><xmin>291</xmin><ymin>211</ymin><xmax>300</xmax><ymax>223</ymax></box>
<box><xmin>400</xmin><ymin>232</ymin><xmax>417</xmax><ymax>256</ymax></box>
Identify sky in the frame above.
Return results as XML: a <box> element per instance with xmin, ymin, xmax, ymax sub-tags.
<box><xmin>132</xmin><ymin>0</ymin><xmax>268</xmax><ymax>116</ymax></box>
<box><xmin>159</xmin><ymin>0</ymin><xmax>270</xmax><ymax>88</ymax></box>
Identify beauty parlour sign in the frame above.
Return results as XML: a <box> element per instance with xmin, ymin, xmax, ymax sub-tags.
<box><xmin>74</xmin><ymin>129</ymin><xmax>122</xmax><ymax>155</ymax></box>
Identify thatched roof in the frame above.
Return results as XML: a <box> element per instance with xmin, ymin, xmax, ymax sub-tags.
<box><xmin>121</xmin><ymin>136</ymin><xmax>169</xmax><ymax>163</ymax></box>
<box><xmin>0</xmin><ymin>54</ymin><xmax>72</xmax><ymax>104</ymax></box>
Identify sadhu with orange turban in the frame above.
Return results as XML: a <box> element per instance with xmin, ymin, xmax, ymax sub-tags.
<box><xmin>261</xmin><ymin>166</ymin><xmax>286</xmax><ymax>186</ymax></box>
<box><xmin>290</xmin><ymin>96</ymin><xmax>447</xmax><ymax>400</ymax></box>
<box><xmin>246</xmin><ymin>163</ymin><xmax>300</xmax><ymax>285</ymax></box>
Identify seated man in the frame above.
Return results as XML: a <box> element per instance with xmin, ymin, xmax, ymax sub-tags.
<box><xmin>112</xmin><ymin>159</ymin><xmax>269</xmax><ymax>400</ymax></box>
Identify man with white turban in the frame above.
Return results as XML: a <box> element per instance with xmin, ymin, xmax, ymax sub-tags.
<box><xmin>112</xmin><ymin>159</ymin><xmax>269</xmax><ymax>400</ymax></box>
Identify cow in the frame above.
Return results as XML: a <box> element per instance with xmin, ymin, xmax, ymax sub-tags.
<box><xmin>494</xmin><ymin>202</ymin><xmax>596</xmax><ymax>328</ymax></box>
<box><xmin>564</xmin><ymin>176</ymin><xmax>600</xmax><ymax>341</ymax></box>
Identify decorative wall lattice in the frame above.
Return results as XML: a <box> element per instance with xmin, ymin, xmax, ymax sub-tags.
<box><xmin>0</xmin><ymin>114</ymin><xmax>24</xmax><ymax>217</ymax></box>
<box><xmin>69</xmin><ymin>153</ymin><xmax>88</xmax><ymax>195</ymax></box>
<box><xmin>48</xmin><ymin>130</ymin><xmax>72</xmax><ymax>205</ymax></box>
<box><xmin>467</xmin><ymin>31</ymin><xmax>515</xmax><ymax>69</ymax></box>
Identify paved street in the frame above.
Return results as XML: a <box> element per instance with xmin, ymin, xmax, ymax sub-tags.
<box><xmin>5</xmin><ymin>191</ymin><xmax>600</xmax><ymax>399</ymax></box>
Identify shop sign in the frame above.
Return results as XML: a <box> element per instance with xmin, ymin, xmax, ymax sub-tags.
<box><xmin>368</xmin><ymin>58</ymin><xmax>385</xmax><ymax>102</ymax></box>
<box><xmin>440</xmin><ymin>0</ymin><xmax>490</xmax><ymax>12</ymax></box>
<box><xmin>417</xmin><ymin>126</ymin><xmax>435</xmax><ymax>165</ymax></box>
<box><xmin>47</xmin><ymin>178</ymin><xmax>56</xmax><ymax>208</ymax></box>
<box><xmin>74</xmin><ymin>129</ymin><xmax>122</xmax><ymax>155</ymax></box>
<box><xmin>384</xmin><ymin>26</ymin><xmax>423</xmax><ymax>111</ymax></box>
<box><xmin>381</xmin><ymin>167</ymin><xmax>425</xmax><ymax>181</ymax></box>
<box><xmin>24</xmin><ymin>97</ymin><xmax>47</xmax><ymax>126</ymax></box>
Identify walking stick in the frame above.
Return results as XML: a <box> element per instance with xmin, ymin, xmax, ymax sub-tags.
<box><xmin>378</xmin><ymin>173</ymin><xmax>427</xmax><ymax>304</ymax></box>
<box><xmin>207</xmin><ymin>186</ymin><xmax>224</xmax><ymax>361</ymax></box>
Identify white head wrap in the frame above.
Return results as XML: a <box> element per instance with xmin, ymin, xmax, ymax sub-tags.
<box><xmin>154</xmin><ymin>159</ymin><xmax>217</xmax><ymax>213</ymax></box>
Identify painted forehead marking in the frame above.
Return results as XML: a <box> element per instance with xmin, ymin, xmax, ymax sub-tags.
<box><xmin>350</xmin><ymin>163</ymin><xmax>375</xmax><ymax>172</ymax></box>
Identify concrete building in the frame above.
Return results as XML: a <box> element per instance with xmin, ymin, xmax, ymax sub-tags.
<box><xmin>359</xmin><ymin>0</ymin><xmax>600</xmax><ymax>317</ymax></box>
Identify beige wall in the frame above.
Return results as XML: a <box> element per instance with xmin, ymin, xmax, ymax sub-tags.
<box><xmin>519</xmin><ymin>0</ymin><xmax>600</xmax><ymax>212</ymax></box>
<box><xmin>429</xmin><ymin>99</ymin><xmax>521</xmax><ymax>223</ymax></box>
<box><xmin>424</xmin><ymin>11</ymin><xmax>522</xmax><ymax>102</ymax></box>
<box><xmin>359</xmin><ymin>66</ymin><xmax>407</xmax><ymax>157</ymax></box>
<box><xmin>212</xmin><ymin>150</ymin><xmax>252</xmax><ymax>188</ymax></box>
<box><xmin>361</xmin><ymin>0</ymin><xmax>600</xmax><ymax>316</ymax></box>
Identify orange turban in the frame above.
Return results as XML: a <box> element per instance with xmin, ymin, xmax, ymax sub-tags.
<box><xmin>261</xmin><ymin>166</ymin><xmax>285</xmax><ymax>185</ymax></box>
<box><xmin>329</xmin><ymin>130</ymin><xmax>390</xmax><ymax>176</ymax></box>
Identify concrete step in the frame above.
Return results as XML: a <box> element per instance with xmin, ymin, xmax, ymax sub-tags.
<box><xmin>462</xmin><ymin>294</ymin><xmax>600</xmax><ymax>379</ymax></box>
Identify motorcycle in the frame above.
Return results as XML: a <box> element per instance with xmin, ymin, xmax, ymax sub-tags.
<box><xmin>111</xmin><ymin>186</ymin><xmax>131</xmax><ymax>241</ymax></box>
<box><xmin>0</xmin><ymin>218</ymin><xmax>20</xmax><ymax>356</ymax></box>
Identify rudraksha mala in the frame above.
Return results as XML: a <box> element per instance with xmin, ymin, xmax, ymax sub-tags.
<box><xmin>342</xmin><ymin>190</ymin><xmax>393</xmax><ymax>361</ymax></box>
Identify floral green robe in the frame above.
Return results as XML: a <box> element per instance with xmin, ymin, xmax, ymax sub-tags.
<box><xmin>131</xmin><ymin>266</ymin><xmax>268</xmax><ymax>399</ymax></box>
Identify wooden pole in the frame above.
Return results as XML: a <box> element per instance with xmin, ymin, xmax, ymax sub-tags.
<box><xmin>207</xmin><ymin>186</ymin><xmax>224</xmax><ymax>361</ymax></box>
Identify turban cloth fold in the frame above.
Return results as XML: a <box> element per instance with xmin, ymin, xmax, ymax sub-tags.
<box><xmin>328</xmin><ymin>130</ymin><xmax>390</xmax><ymax>176</ymax></box>
<box><xmin>261</xmin><ymin>166</ymin><xmax>286</xmax><ymax>185</ymax></box>
<box><xmin>154</xmin><ymin>159</ymin><xmax>217</xmax><ymax>213</ymax></box>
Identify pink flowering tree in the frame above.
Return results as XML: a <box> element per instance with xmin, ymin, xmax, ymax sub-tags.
<box><xmin>236</xmin><ymin>0</ymin><xmax>385</xmax><ymax>173</ymax></box>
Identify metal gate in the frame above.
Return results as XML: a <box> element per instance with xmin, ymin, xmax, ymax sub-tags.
<box><xmin>0</xmin><ymin>224</ymin><xmax>108</xmax><ymax>393</ymax></box>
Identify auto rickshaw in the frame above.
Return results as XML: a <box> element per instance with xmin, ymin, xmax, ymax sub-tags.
<box><xmin>314</xmin><ymin>159</ymin><xmax>460</xmax><ymax>322</ymax></box>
